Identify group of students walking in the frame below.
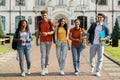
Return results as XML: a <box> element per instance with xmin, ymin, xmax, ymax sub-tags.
<box><xmin>13</xmin><ymin>10</ymin><xmax>109</xmax><ymax>77</ymax></box>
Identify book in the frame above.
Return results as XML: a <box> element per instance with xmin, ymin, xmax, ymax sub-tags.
<box><xmin>99</xmin><ymin>30</ymin><xmax>105</xmax><ymax>38</ymax></box>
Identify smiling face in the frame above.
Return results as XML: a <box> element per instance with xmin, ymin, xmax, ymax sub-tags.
<box><xmin>60</xmin><ymin>19</ymin><xmax>66</xmax><ymax>27</ymax></box>
<box><xmin>41</xmin><ymin>13</ymin><xmax>48</xmax><ymax>21</ymax></box>
<box><xmin>74</xmin><ymin>19</ymin><xmax>80</xmax><ymax>27</ymax></box>
<box><xmin>21</xmin><ymin>21</ymin><xmax>27</xmax><ymax>30</ymax></box>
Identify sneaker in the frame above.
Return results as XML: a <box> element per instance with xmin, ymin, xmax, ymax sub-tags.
<box><xmin>44</xmin><ymin>68</ymin><xmax>48</xmax><ymax>74</ymax></box>
<box><xmin>60</xmin><ymin>70</ymin><xmax>64</xmax><ymax>75</ymax></box>
<box><xmin>41</xmin><ymin>69</ymin><xmax>46</xmax><ymax>76</ymax></box>
<box><xmin>21</xmin><ymin>72</ymin><xmax>25</xmax><ymax>77</ymax></box>
<box><xmin>90</xmin><ymin>67</ymin><xmax>94</xmax><ymax>73</ymax></box>
<box><xmin>74</xmin><ymin>72</ymin><xmax>79</xmax><ymax>75</ymax></box>
<box><xmin>27</xmin><ymin>69</ymin><xmax>31</xmax><ymax>74</ymax></box>
<box><xmin>96</xmin><ymin>72</ymin><xmax>101</xmax><ymax>77</ymax></box>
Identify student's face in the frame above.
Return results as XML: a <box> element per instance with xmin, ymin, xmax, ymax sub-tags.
<box><xmin>21</xmin><ymin>21</ymin><xmax>27</xmax><ymax>29</ymax></box>
<box><xmin>97</xmin><ymin>16</ymin><xmax>104</xmax><ymax>23</ymax></box>
<box><xmin>60</xmin><ymin>19</ymin><xmax>66</xmax><ymax>26</ymax></box>
<box><xmin>74</xmin><ymin>20</ymin><xmax>80</xmax><ymax>27</ymax></box>
<box><xmin>41</xmin><ymin>13</ymin><xmax>48</xmax><ymax>21</ymax></box>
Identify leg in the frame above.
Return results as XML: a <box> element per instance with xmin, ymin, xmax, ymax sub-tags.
<box><xmin>40</xmin><ymin>42</ymin><xmax>46</xmax><ymax>69</ymax></box>
<box><xmin>56</xmin><ymin>44</ymin><xmax>62</xmax><ymax>70</ymax></box>
<box><xmin>96</xmin><ymin>45</ymin><xmax>104</xmax><ymax>73</ymax></box>
<box><xmin>60</xmin><ymin>43</ymin><xmax>68</xmax><ymax>71</ymax></box>
<box><xmin>24</xmin><ymin>48</ymin><xmax>31</xmax><ymax>70</ymax></box>
<box><xmin>77</xmin><ymin>44</ymin><xmax>83</xmax><ymax>71</ymax></box>
<box><xmin>72</xmin><ymin>46</ymin><xmax>78</xmax><ymax>72</ymax></box>
<box><xmin>45</xmin><ymin>42</ymin><xmax>52</xmax><ymax>68</ymax></box>
<box><xmin>90</xmin><ymin>44</ymin><xmax>97</xmax><ymax>68</ymax></box>
<box><xmin>17</xmin><ymin>47</ymin><xmax>24</xmax><ymax>73</ymax></box>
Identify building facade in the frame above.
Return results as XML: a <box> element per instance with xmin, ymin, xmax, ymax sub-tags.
<box><xmin>0</xmin><ymin>0</ymin><xmax>120</xmax><ymax>34</ymax></box>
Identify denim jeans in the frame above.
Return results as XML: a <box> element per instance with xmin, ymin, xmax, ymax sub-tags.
<box><xmin>40</xmin><ymin>42</ymin><xmax>52</xmax><ymax>67</ymax></box>
<box><xmin>72</xmin><ymin>44</ymin><xmax>83</xmax><ymax>72</ymax></box>
<box><xmin>56</xmin><ymin>43</ymin><xmax>68</xmax><ymax>71</ymax></box>
<box><xmin>90</xmin><ymin>44</ymin><xmax>104</xmax><ymax>73</ymax></box>
<box><xmin>17</xmin><ymin>46</ymin><xmax>31</xmax><ymax>73</ymax></box>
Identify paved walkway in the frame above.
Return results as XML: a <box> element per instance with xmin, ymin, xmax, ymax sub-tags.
<box><xmin>0</xmin><ymin>40</ymin><xmax>120</xmax><ymax>80</ymax></box>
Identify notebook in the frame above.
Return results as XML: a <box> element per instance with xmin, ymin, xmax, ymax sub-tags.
<box><xmin>99</xmin><ymin>30</ymin><xmax>105</xmax><ymax>38</ymax></box>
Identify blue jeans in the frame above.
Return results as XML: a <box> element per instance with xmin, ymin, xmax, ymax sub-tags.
<box><xmin>72</xmin><ymin>44</ymin><xmax>83</xmax><ymax>72</ymax></box>
<box><xmin>56</xmin><ymin>43</ymin><xmax>68</xmax><ymax>71</ymax></box>
<box><xmin>90</xmin><ymin>44</ymin><xmax>104</xmax><ymax>73</ymax></box>
<box><xmin>40</xmin><ymin>42</ymin><xmax>52</xmax><ymax>67</ymax></box>
<box><xmin>17</xmin><ymin>46</ymin><xmax>31</xmax><ymax>73</ymax></box>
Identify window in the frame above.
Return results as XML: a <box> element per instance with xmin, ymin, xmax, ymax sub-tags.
<box><xmin>104</xmin><ymin>16</ymin><xmax>108</xmax><ymax>25</ymax></box>
<box><xmin>28</xmin><ymin>16</ymin><xmax>32</xmax><ymax>24</ymax></box>
<box><xmin>0</xmin><ymin>16</ymin><xmax>6</xmax><ymax>30</ymax></box>
<box><xmin>78</xmin><ymin>0</ymin><xmax>87</xmax><ymax>5</ymax></box>
<box><xmin>15</xmin><ymin>16</ymin><xmax>25</xmax><ymax>29</ymax></box>
<box><xmin>16</xmin><ymin>0</ymin><xmax>25</xmax><ymax>6</ymax></box>
<box><xmin>57</xmin><ymin>0</ymin><xmax>66</xmax><ymax>6</ymax></box>
<box><xmin>118</xmin><ymin>0</ymin><xmax>120</xmax><ymax>5</ymax></box>
<box><xmin>98</xmin><ymin>0</ymin><xmax>107</xmax><ymax>5</ymax></box>
<box><xmin>0</xmin><ymin>0</ymin><xmax>5</xmax><ymax>6</ymax></box>
<box><xmin>90</xmin><ymin>17</ymin><xmax>94</xmax><ymax>24</ymax></box>
<box><xmin>35</xmin><ymin>0</ymin><xmax>45</xmax><ymax>6</ymax></box>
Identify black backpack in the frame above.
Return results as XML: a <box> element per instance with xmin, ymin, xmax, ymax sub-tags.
<box><xmin>12</xmin><ymin>29</ymin><xmax>19</xmax><ymax>50</ymax></box>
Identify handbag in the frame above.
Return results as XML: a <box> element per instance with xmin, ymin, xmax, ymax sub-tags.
<box><xmin>82</xmin><ymin>39</ymin><xmax>86</xmax><ymax>49</ymax></box>
<box><xmin>12</xmin><ymin>39</ymin><xmax>17</xmax><ymax>50</ymax></box>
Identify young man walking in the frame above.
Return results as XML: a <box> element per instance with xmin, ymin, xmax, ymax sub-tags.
<box><xmin>36</xmin><ymin>10</ymin><xmax>54</xmax><ymax>76</ymax></box>
<box><xmin>87</xmin><ymin>13</ymin><xmax>109</xmax><ymax>77</ymax></box>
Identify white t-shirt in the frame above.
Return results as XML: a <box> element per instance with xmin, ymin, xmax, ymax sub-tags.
<box><xmin>20</xmin><ymin>32</ymin><xmax>27</xmax><ymax>46</ymax></box>
<box><xmin>93</xmin><ymin>23</ymin><xmax>102</xmax><ymax>44</ymax></box>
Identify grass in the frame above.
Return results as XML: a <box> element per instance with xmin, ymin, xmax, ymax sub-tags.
<box><xmin>0</xmin><ymin>36</ymin><xmax>13</xmax><ymax>54</ymax></box>
<box><xmin>105</xmin><ymin>40</ymin><xmax>120</xmax><ymax>62</ymax></box>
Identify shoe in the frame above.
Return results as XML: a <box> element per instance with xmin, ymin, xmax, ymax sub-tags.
<box><xmin>21</xmin><ymin>72</ymin><xmax>25</xmax><ymax>77</ymax></box>
<box><xmin>60</xmin><ymin>70</ymin><xmax>64</xmax><ymax>75</ymax></box>
<box><xmin>96</xmin><ymin>72</ymin><xmax>101</xmax><ymax>77</ymax></box>
<box><xmin>41</xmin><ymin>69</ymin><xmax>46</xmax><ymax>76</ymax></box>
<box><xmin>90</xmin><ymin>67</ymin><xmax>94</xmax><ymax>73</ymax></box>
<box><xmin>27</xmin><ymin>69</ymin><xmax>31</xmax><ymax>74</ymax></box>
<box><xmin>74</xmin><ymin>72</ymin><xmax>79</xmax><ymax>75</ymax></box>
<box><xmin>44</xmin><ymin>68</ymin><xmax>48</xmax><ymax>74</ymax></box>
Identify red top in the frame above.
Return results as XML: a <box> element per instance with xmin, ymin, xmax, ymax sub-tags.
<box><xmin>70</xmin><ymin>28</ymin><xmax>84</xmax><ymax>46</ymax></box>
<box><xmin>38</xmin><ymin>21</ymin><xmax>54</xmax><ymax>42</ymax></box>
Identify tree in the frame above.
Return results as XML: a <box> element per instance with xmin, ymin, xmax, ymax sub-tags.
<box><xmin>0</xmin><ymin>16</ymin><xmax>5</xmax><ymax>38</ymax></box>
<box><xmin>111</xmin><ymin>18</ymin><xmax>120</xmax><ymax>47</ymax></box>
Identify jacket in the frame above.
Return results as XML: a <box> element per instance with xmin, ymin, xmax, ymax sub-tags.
<box><xmin>87</xmin><ymin>22</ymin><xmax>109</xmax><ymax>44</ymax></box>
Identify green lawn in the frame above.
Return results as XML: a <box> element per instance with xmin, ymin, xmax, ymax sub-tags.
<box><xmin>105</xmin><ymin>40</ymin><xmax>120</xmax><ymax>62</ymax></box>
<box><xmin>0</xmin><ymin>36</ymin><xmax>13</xmax><ymax>54</ymax></box>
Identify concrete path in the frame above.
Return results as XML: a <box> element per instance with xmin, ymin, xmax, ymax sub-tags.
<box><xmin>0</xmin><ymin>40</ymin><xmax>120</xmax><ymax>80</ymax></box>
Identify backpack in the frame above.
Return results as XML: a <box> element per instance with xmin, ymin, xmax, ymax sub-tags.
<box><xmin>38</xmin><ymin>20</ymin><xmax>55</xmax><ymax>43</ymax></box>
<box><xmin>12</xmin><ymin>29</ymin><xmax>19</xmax><ymax>50</ymax></box>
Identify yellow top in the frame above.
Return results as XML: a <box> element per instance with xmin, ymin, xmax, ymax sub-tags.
<box><xmin>57</xmin><ymin>27</ymin><xmax>67</xmax><ymax>43</ymax></box>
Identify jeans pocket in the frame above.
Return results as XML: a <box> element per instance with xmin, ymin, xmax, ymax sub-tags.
<box><xmin>57</xmin><ymin>40</ymin><xmax>62</xmax><ymax>46</ymax></box>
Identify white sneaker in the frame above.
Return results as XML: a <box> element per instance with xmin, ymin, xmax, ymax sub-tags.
<box><xmin>44</xmin><ymin>68</ymin><xmax>48</xmax><ymax>74</ymax></box>
<box><xmin>74</xmin><ymin>72</ymin><xmax>79</xmax><ymax>75</ymax></box>
<box><xmin>96</xmin><ymin>72</ymin><xmax>101</xmax><ymax>77</ymax></box>
<box><xmin>27</xmin><ymin>69</ymin><xmax>31</xmax><ymax>74</ymax></box>
<box><xmin>60</xmin><ymin>70</ymin><xmax>64</xmax><ymax>75</ymax></box>
<box><xmin>41</xmin><ymin>69</ymin><xmax>46</xmax><ymax>76</ymax></box>
<box><xmin>90</xmin><ymin>67</ymin><xmax>94</xmax><ymax>73</ymax></box>
<box><xmin>21</xmin><ymin>72</ymin><xmax>25</xmax><ymax>77</ymax></box>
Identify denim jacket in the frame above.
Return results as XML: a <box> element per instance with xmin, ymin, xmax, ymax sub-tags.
<box><xmin>87</xmin><ymin>22</ymin><xmax>109</xmax><ymax>45</ymax></box>
<box><xmin>13</xmin><ymin>30</ymin><xmax>33</xmax><ymax>49</ymax></box>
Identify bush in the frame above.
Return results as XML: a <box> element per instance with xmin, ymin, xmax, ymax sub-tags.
<box><xmin>0</xmin><ymin>16</ymin><xmax>5</xmax><ymax>38</ymax></box>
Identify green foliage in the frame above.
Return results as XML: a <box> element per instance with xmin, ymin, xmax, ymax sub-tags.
<box><xmin>0</xmin><ymin>16</ymin><xmax>5</xmax><ymax>38</ymax></box>
<box><xmin>111</xmin><ymin>18</ymin><xmax>120</xmax><ymax>39</ymax></box>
